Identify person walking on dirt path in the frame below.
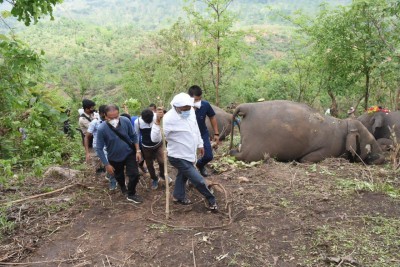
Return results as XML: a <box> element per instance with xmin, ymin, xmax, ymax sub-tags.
<box><xmin>96</xmin><ymin>104</ymin><xmax>143</xmax><ymax>203</ymax></box>
<box><xmin>120</xmin><ymin>113</ymin><xmax>148</xmax><ymax>175</ymax></box>
<box><xmin>151</xmin><ymin>93</ymin><xmax>218</xmax><ymax>211</ymax></box>
<box><xmin>79</xmin><ymin>99</ymin><xmax>96</xmax><ymax>136</ymax></box>
<box><xmin>85</xmin><ymin>105</ymin><xmax>117</xmax><ymax>190</ymax></box>
<box><xmin>134</xmin><ymin>108</ymin><xmax>171</xmax><ymax>190</ymax></box>
<box><xmin>188</xmin><ymin>85</ymin><xmax>220</xmax><ymax>177</ymax></box>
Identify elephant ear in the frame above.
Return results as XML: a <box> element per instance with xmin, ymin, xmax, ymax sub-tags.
<box><xmin>346</xmin><ymin>131</ymin><xmax>359</xmax><ymax>157</ymax></box>
<box><xmin>371</xmin><ymin>114</ymin><xmax>383</xmax><ymax>135</ymax></box>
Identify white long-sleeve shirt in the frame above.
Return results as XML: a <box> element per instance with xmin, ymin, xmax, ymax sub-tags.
<box><xmin>151</xmin><ymin>108</ymin><xmax>203</xmax><ymax>163</ymax></box>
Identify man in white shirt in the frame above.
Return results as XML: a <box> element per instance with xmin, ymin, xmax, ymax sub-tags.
<box><xmin>151</xmin><ymin>93</ymin><xmax>217</xmax><ymax>211</ymax></box>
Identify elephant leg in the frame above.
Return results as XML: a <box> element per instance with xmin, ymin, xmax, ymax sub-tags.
<box><xmin>298</xmin><ymin>150</ymin><xmax>325</xmax><ymax>163</ymax></box>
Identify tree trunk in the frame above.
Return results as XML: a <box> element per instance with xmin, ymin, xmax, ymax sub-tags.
<box><xmin>216</xmin><ymin>43</ymin><xmax>220</xmax><ymax>107</ymax></box>
<box><xmin>328</xmin><ymin>89</ymin><xmax>338</xmax><ymax>117</ymax></box>
<box><xmin>364</xmin><ymin>71</ymin><xmax>370</xmax><ymax>111</ymax></box>
<box><xmin>396</xmin><ymin>87</ymin><xmax>400</xmax><ymax>111</ymax></box>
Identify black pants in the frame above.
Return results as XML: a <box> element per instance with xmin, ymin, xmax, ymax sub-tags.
<box><xmin>109</xmin><ymin>152</ymin><xmax>139</xmax><ymax>197</ymax></box>
<box><xmin>142</xmin><ymin>143</ymin><xmax>165</xmax><ymax>181</ymax></box>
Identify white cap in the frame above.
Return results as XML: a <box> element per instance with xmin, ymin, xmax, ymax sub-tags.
<box><xmin>170</xmin><ymin>93</ymin><xmax>194</xmax><ymax>108</ymax></box>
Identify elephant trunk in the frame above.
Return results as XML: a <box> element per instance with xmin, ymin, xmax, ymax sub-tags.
<box><xmin>229</xmin><ymin>105</ymin><xmax>243</xmax><ymax>152</ymax></box>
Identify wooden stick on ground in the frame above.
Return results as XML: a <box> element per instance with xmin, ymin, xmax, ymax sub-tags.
<box><xmin>157</xmin><ymin>103</ymin><xmax>170</xmax><ymax>220</ymax></box>
<box><xmin>1</xmin><ymin>183</ymin><xmax>89</xmax><ymax>206</ymax></box>
<box><xmin>192</xmin><ymin>238</ymin><xmax>197</xmax><ymax>267</ymax></box>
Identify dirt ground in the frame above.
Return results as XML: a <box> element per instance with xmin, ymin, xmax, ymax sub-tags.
<box><xmin>1</xmin><ymin>150</ymin><xmax>399</xmax><ymax>266</ymax></box>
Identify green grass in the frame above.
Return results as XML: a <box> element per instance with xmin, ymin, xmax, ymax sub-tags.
<box><xmin>0</xmin><ymin>208</ymin><xmax>16</xmax><ymax>241</ymax></box>
<box><xmin>336</xmin><ymin>178</ymin><xmax>400</xmax><ymax>198</ymax></box>
<box><xmin>301</xmin><ymin>216</ymin><xmax>400</xmax><ymax>267</ymax></box>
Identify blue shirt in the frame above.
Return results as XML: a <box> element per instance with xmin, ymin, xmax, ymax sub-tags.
<box><xmin>96</xmin><ymin>116</ymin><xmax>138</xmax><ymax>164</ymax></box>
<box><xmin>87</xmin><ymin>118</ymin><xmax>103</xmax><ymax>148</ymax></box>
<box><xmin>194</xmin><ymin>100</ymin><xmax>216</xmax><ymax>136</ymax></box>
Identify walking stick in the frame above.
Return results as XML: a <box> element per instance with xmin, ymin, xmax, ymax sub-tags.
<box><xmin>157</xmin><ymin>100</ymin><xmax>170</xmax><ymax>219</ymax></box>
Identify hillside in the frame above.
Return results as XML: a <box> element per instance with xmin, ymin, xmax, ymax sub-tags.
<box><xmin>1</xmin><ymin>0</ymin><xmax>351</xmax><ymax>31</ymax></box>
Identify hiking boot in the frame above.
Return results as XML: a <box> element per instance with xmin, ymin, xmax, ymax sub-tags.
<box><xmin>151</xmin><ymin>179</ymin><xmax>159</xmax><ymax>190</ymax></box>
<box><xmin>127</xmin><ymin>194</ymin><xmax>143</xmax><ymax>204</ymax></box>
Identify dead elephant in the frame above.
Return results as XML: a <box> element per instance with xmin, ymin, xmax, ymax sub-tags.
<box><xmin>206</xmin><ymin>104</ymin><xmax>234</xmax><ymax>141</ymax></box>
<box><xmin>229</xmin><ymin>100</ymin><xmax>385</xmax><ymax>164</ymax></box>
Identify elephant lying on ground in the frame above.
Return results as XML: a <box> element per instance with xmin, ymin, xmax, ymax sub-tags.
<box><xmin>229</xmin><ymin>100</ymin><xmax>385</xmax><ymax>164</ymax></box>
<box><xmin>357</xmin><ymin>111</ymin><xmax>400</xmax><ymax>147</ymax></box>
<box><xmin>206</xmin><ymin>105</ymin><xmax>234</xmax><ymax>141</ymax></box>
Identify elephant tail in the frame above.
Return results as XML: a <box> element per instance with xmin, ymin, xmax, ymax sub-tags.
<box><xmin>229</xmin><ymin>106</ymin><xmax>243</xmax><ymax>152</ymax></box>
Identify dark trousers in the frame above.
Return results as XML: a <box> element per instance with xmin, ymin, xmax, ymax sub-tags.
<box><xmin>168</xmin><ymin>156</ymin><xmax>216</xmax><ymax>205</ymax></box>
<box><xmin>196</xmin><ymin>132</ymin><xmax>213</xmax><ymax>168</ymax></box>
<box><xmin>109</xmin><ymin>152</ymin><xmax>139</xmax><ymax>197</ymax></box>
<box><xmin>142</xmin><ymin>143</ymin><xmax>165</xmax><ymax>181</ymax></box>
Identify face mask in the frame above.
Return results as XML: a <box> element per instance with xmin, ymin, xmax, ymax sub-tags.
<box><xmin>109</xmin><ymin>118</ymin><xmax>119</xmax><ymax>127</ymax></box>
<box><xmin>193</xmin><ymin>101</ymin><xmax>201</xmax><ymax>109</ymax></box>
<box><xmin>180</xmin><ymin>110</ymin><xmax>191</xmax><ymax>119</ymax></box>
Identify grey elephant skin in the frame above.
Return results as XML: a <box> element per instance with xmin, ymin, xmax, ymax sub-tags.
<box><xmin>357</xmin><ymin>111</ymin><xmax>400</xmax><ymax>144</ymax></box>
<box><xmin>206</xmin><ymin>105</ymin><xmax>233</xmax><ymax>141</ymax></box>
<box><xmin>229</xmin><ymin>100</ymin><xmax>385</xmax><ymax>164</ymax></box>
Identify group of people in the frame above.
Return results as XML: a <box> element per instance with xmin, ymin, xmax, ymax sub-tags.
<box><xmin>78</xmin><ymin>85</ymin><xmax>220</xmax><ymax>211</ymax></box>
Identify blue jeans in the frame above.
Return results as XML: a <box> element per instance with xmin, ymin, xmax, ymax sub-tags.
<box><xmin>106</xmin><ymin>172</ymin><xmax>117</xmax><ymax>189</ymax></box>
<box><xmin>168</xmin><ymin>156</ymin><xmax>216</xmax><ymax>205</ymax></box>
<box><xmin>196</xmin><ymin>133</ymin><xmax>213</xmax><ymax>168</ymax></box>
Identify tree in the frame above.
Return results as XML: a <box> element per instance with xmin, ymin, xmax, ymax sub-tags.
<box><xmin>184</xmin><ymin>0</ymin><xmax>249</xmax><ymax>106</ymax></box>
<box><xmin>290</xmin><ymin>0</ymin><xmax>399</xmax><ymax>115</ymax></box>
<box><xmin>0</xmin><ymin>0</ymin><xmax>62</xmax><ymax>26</ymax></box>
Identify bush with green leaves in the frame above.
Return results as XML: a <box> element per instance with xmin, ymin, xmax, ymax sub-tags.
<box><xmin>0</xmin><ymin>36</ymin><xmax>83</xmax><ymax>183</ymax></box>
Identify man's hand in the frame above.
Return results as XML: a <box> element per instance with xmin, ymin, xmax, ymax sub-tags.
<box><xmin>213</xmin><ymin>135</ymin><xmax>220</xmax><ymax>145</ymax></box>
<box><xmin>155</xmin><ymin>107</ymin><xmax>164</xmax><ymax>124</ymax></box>
<box><xmin>136</xmin><ymin>151</ymin><xmax>142</xmax><ymax>162</ymax></box>
<box><xmin>197</xmin><ymin>147</ymin><xmax>204</xmax><ymax>157</ymax></box>
<box><xmin>105</xmin><ymin>164</ymin><xmax>115</xmax><ymax>176</ymax></box>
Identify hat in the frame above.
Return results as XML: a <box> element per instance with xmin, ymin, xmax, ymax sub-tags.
<box><xmin>170</xmin><ymin>93</ymin><xmax>194</xmax><ymax>108</ymax></box>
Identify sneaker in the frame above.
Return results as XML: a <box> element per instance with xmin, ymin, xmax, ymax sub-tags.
<box><xmin>127</xmin><ymin>194</ymin><xmax>143</xmax><ymax>204</ymax></box>
<box><xmin>160</xmin><ymin>176</ymin><xmax>173</xmax><ymax>185</ymax></box>
<box><xmin>208</xmin><ymin>203</ymin><xmax>218</xmax><ymax>212</ymax></box>
<box><xmin>173</xmin><ymin>198</ymin><xmax>192</xmax><ymax>205</ymax></box>
<box><xmin>151</xmin><ymin>179</ymin><xmax>159</xmax><ymax>190</ymax></box>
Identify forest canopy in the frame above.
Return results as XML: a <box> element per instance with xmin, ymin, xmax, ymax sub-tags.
<box><xmin>1</xmin><ymin>0</ymin><xmax>400</xmax><ymax>179</ymax></box>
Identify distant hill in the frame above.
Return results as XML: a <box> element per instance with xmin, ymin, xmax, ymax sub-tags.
<box><xmin>51</xmin><ymin>0</ymin><xmax>350</xmax><ymax>30</ymax></box>
<box><xmin>1</xmin><ymin>0</ymin><xmax>351</xmax><ymax>31</ymax></box>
